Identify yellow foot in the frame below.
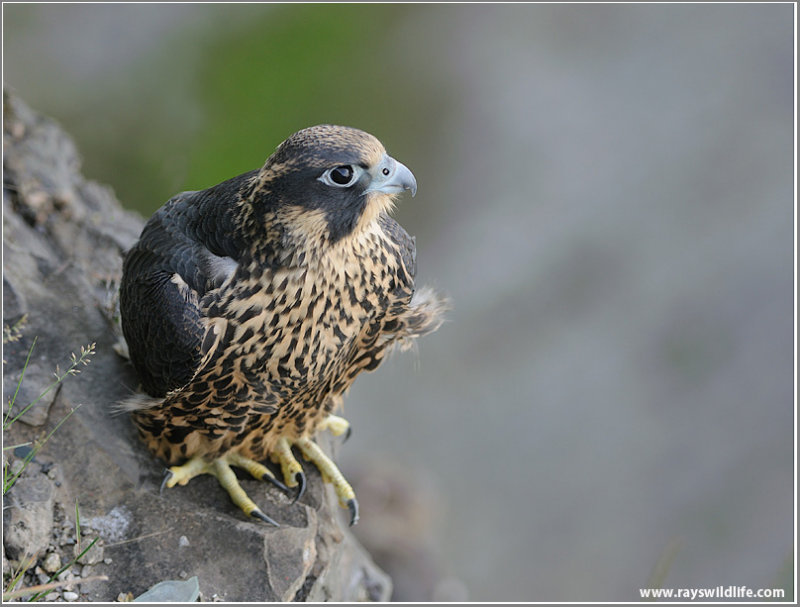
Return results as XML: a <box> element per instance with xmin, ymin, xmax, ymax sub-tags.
<box><xmin>161</xmin><ymin>453</ymin><xmax>282</xmax><ymax>526</ymax></box>
<box><xmin>269</xmin><ymin>415</ymin><xmax>359</xmax><ymax>526</ymax></box>
<box><xmin>317</xmin><ymin>414</ymin><xmax>352</xmax><ymax>441</ymax></box>
<box><xmin>297</xmin><ymin>438</ymin><xmax>359</xmax><ymax>526</ymax></box>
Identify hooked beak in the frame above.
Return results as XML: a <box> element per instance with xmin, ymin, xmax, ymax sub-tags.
<box><xmin>364</xmin><ymin>154</ymin><xmax>417</xmax><ymax>197</ymax></box>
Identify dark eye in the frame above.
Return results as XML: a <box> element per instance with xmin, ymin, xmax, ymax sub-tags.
<box><xmin>318</xmin><ymin>164</ymin><xmax>363</xmax><ymax>188</ymax></box>
<box><xmin>330</xmin><ymin>165</ymin><xmax>354</xmax><ymax>185</ymax></box>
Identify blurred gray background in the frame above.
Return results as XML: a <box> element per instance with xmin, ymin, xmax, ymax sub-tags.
<box><xmin>3</xmin><ymin>3</ymin><xmax>794</xmax><ymax>602</ymax></box>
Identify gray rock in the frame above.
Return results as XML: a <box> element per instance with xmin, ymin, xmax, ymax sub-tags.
<box><xmin>264</xmin><ymin>511</ymin><xmax>318</xmax><ymax>601</ymax></box>
<box><xmin>133</xmin><ymin>577</ymin><xmax>199</xmax><ymax>602</ymax></box>
<box><xmin>42</xmin><ymin>550</ymin><xmax>62</xmax><ymax>573</ymax></box>
<box><xmin>2</xmin><ymin>90</ymin><xmax>391</xmax><ymax>602</ymax></box>
<box><xmin>2</xmin><ymin>469</ymin><xmax>55</xmax><ymax>564</ymax></box>
<box><xmin>37</xmin><ymin>571</ymin><xmax>51</xmax><ymax>585</ymax></box>
<box><xmin>8</xmin><ymin>459</ymin><xmax>25</xmax><ymax>477</ymax></box>
<box><xmin>2</xmin><ymin>361</ymin><xmax>61</xmax><ymax>427</ymax></box>
<box><xmin>73</xmin><ymin>536</ymin><xmax>104</xmax><ymax>565</ymax></box>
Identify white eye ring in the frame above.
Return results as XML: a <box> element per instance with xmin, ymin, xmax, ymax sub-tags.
<box><xmin>318</xmin><ymin>165</ymin><xmax>361</xmax><ymax>188</ymax></box>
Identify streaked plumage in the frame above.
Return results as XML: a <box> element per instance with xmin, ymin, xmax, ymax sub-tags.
<box><xmin>119</xmin><ymin>125</ymin><xmax>446</xmax><ymax>524</ymax></box>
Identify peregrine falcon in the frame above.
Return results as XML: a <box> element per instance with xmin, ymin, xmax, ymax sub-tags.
<box><xmin>119</xmin><ymin>125</ymin><xmax>447</xmax><ymax>526</ymax></box>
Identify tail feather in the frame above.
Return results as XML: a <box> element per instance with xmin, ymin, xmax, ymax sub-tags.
<box><xmin>111</xmin><ymin>393</ymin><xmax>162</xmax><ymax>416</ymax></box>
<box><xmin>405</xmin><ymin>286</ymin><xmax>451</xmax><ymax>337</ymax></box>
<box><xmin>391</xmin><ymin>286</ymin><xmax>450</xmax><ymax>352</ymax></box>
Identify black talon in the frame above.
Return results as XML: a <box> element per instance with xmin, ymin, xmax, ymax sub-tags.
<box><xmin>251</xmin><ymin>508</ymin><xmax>280</xmax><ymax>527</ymax></box>
<box><xmin>159</xmin><ymin>469</ymin><xmax>173</xmax><ymax>496</ymax></box>
<box><xmin>262</xmin><ymin>473</ymin><xmax>290</xmax><ymax>493</ymax></box>
<box><xmin>343</xmin><ymin>425</ymin><xmax>352</xmax><ymax>444</ymax></box>
<box><xmin>291</xmin><ymin>471</ymin><xmax>306</xmax><ymax>505</ymax></box>
<box><xmin>347</xmin><ymin>498</ymin><xmax>359</xmax><ymax>527</ymax></box>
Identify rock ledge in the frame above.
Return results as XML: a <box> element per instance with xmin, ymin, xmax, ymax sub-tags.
<box><xmin>2</xmin><ymin>90</ymin><xmax>391</xmax><ymax>602</ymax></box>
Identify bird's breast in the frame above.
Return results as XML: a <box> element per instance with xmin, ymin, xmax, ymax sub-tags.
<box><xmin>204</xmin><ymin>232</ymin><xmax>406</xmax><ymax>395</ymax></box>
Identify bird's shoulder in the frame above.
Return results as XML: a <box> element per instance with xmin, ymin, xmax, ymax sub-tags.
<box><xmin>126</xmin><ymin>170</ymin><xmax>257</xmax><ymax>294</ymax></box>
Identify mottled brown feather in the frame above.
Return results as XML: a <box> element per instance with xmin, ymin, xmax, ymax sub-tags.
<box><xmin>121</xmin><ymin>125</ymin><xmax>447</xmax><ymax>468</ymax></box>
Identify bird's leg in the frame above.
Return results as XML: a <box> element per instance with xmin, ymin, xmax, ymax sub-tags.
<box><xmin>317</xmin><ymin>414</ymin><xmax>352</xmax><ymax>442</ymax></box>
<box><xmin>295</xmin><ymin>438</ymin><xmax>359</xmax><ymax>526</ymax></box>
<box><xmin>268</xmin><ymin>415</ymin><xmax>359</xmax><ymax>525</ymax></box>
<box><xmin>271</xmin><ymin>438</ymin><xmax>306</xmax><ymax>503</ymax></box>
<box><xmin>226</xmin><ymin>451</ymin><xmax>289</xmax><ymax>492</ymax></box>
<box><xmin>161</xmin><ymin>453</ymin><xmax>280</xmax><ymax>526</ymax></box>
<box><xmin>270</xmin><ymin>415</ymin><xmax>358</xmax><ymax>525</ymax></box>
<box><xmin>209</xmin><ymin>457</ymin><xmax>280</xmax><ymax>526</ymax></box>
<box><xmin>162</xmin><ymin>455</ymin><xmax>209</xmax><ymax>489</ymax></box>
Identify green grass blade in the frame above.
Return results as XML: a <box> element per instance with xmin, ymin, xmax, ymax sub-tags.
<box><xmin>27</xmin><ymin>537</ymin><xmax>100</xmax><ymax>602</ymax></box>
<box><xmin>4</xmin><ymin>336</ymin><xmax>37</xmax><ymax>428</ymax></box>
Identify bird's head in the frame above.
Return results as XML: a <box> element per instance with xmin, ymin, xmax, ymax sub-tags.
<box><xmin>242</xmin><ymin>125</ymin><xmax>417</xmax><ymax>253</ymax></box>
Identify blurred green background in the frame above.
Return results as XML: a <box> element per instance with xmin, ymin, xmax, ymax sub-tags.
<box><xmin>3</xmin><ymin>3</ymin><xmax>795</xmax><ymax>602</ymax></box>
<box><xmin>4</xmin><ymin>3</ymin><xmax>451</xmax><ymax>219</ymax></box>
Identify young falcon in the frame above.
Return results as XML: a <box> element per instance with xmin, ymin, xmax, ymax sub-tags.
<box><xmin>119</xmin><ymin>125</ymin><xmax>447</xmax><ymax>526</ymax></box>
